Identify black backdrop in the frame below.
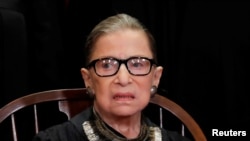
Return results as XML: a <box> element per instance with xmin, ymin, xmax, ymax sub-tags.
<box><xmin>1</xmin><ymin>0</ymin><xmax>249</xmax><ymax>141</ymax></box>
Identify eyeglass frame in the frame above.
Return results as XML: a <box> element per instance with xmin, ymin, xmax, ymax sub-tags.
<box><xmin>86</xmin><ymin>57</ymin><xmax>157</xmax><ymax>77</ymax></box>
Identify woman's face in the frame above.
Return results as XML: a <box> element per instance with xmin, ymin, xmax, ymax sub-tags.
<box><xmin>81</xmin><ymin>29</ymin><xmax>163</xmax><ymax>118</ymax></box>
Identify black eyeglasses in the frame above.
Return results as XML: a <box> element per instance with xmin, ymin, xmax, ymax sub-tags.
<box><xmin>87</xmin><ymin>57</ymin><xmax>156</xmax><ymax>77</ymax></box>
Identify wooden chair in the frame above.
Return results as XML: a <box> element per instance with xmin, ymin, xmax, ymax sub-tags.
<box><xmin>0</xmin><ymin>88</ymin><xmax>207</xmax><ymax>141</ymax></box>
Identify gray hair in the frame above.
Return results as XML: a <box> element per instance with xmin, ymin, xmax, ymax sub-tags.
<box><xmin>84</xmin><ymin>13</ymin><xmax>157</xmax><ymax>65</ymax></box>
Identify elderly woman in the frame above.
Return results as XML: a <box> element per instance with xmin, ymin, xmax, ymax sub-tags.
<box><xmin>33</xmin><ymin>13</ymin><xmax>190</xmax><ymax>141</ymax></box>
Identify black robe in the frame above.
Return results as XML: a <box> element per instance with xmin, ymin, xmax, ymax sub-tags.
<box><xmin>32</xmin><ymin>107</ymin><xmax>191</xmax><ymax>141</ymax></box>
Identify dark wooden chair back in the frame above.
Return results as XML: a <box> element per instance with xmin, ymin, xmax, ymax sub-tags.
<box><xmin>0</xmin><ymin>88</ymin><xmax>207</xmax><ymax>141</ymax></box>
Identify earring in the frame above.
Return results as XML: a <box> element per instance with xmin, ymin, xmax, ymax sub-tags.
<box><xmin>86</xmin><ymin>86</ymin><xmax>94</xmax><ymax>98</ymax></box>
<box><xmin>150</xmin><ymin>85</ymin><xmax>157</xmax><ymax>98</ymax></box>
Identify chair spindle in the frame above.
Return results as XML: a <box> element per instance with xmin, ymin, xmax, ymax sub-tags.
<box><xmin>34</xmin><ymin>104</ymin><xmax>39</xmax><ymax>133</ymax></box>
<box><xmin>11</xmin><ymin>114</ymin><xmax>18</xmax><ymax>141</ymax></box>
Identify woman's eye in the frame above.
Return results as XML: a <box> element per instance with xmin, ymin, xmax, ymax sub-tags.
<box><xmin>132</xmin><ymin>62</ymin><xmax>143</xmax><ymax>68</ymax></box>
<box><xmin>101</xmin><ymin>63</ymin><xmax>113</xmax><ymax>69</ymax></box>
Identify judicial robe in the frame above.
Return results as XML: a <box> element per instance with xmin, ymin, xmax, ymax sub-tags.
<box><xmin>32</xmin><ymin>107</ymin><xmax>191</xmax><ymax>141</ymax></box>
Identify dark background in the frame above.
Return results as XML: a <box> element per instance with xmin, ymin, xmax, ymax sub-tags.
<box><xmin>1</xmin><ymin>0</ymin><xmax>249</xmax><ymax>141</ymax></box>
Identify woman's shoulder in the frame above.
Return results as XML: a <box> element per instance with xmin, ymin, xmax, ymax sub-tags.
<box><xmin>32</xmin><ymin>121</ymin><xmax>85</xmax><ymax>141</ymax></box>
<box><xmin>163</xmin><ymin>130</ymin><xmax>192</xmax><ymax>141</ymax></box>
<box><xmin>144</xmin><ymin>116</ymin><xmax>191</xmax><ymax>141</ymax></box>
<box><xmin>32</xmin><ymin>107</ymin><xmax>93</xmax><ymax>141</ymax></box>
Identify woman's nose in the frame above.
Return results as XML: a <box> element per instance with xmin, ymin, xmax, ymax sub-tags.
<box><xmin>115</xmin><ymin>64</ymin><xmax>132</xmax><ymax>85</ymax></box>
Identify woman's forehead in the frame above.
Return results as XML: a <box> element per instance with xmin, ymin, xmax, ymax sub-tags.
<box><xmin>90</xmin><ymin>30</ymin><xmax>153</xmax><ymax>59</ymax></box>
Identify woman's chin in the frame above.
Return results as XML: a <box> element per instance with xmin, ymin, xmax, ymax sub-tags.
<box><xmin>111</xmin><ymin>106</ymin><xmax>141</xmax><ymax>117</ymax></box>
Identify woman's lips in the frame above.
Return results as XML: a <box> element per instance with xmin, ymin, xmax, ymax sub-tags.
<box><xmin>113</xmin><ymin>93</ymin><xmax>135</xmax><ymax>100</ymax></box>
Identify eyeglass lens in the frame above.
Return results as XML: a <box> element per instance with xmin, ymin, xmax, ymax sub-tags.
<box><xmin>93</xmin><ymin>57</ymin><xmax>153</xmax><ymax>76</ymax></box>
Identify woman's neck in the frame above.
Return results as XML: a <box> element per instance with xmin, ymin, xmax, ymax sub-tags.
<box><xmin>93</xmin><ymin>106</ymin><xmax>142</xmax><ymax>139</ymax></box>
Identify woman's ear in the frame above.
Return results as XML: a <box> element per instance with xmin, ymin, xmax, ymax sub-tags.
<box><xmin>80</xmin><ymin>68</ymin><xmax>92</xmax><ymax>87</ymax></box>
<box><xmin>153</xmin><ymin>66</ymin><xmax>163</xmax><ymax>86</ymax></box>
